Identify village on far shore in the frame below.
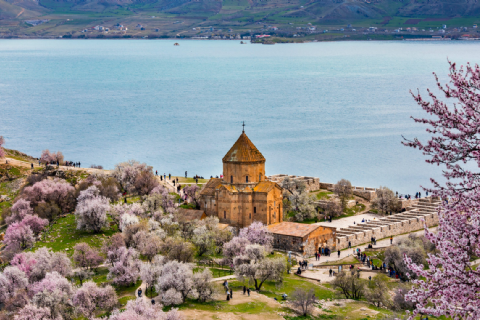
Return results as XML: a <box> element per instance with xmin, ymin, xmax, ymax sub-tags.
<box><xmin>0</xmin><ymin>131</ymin><xmax>446</xmax><ymax>320</ymax></box>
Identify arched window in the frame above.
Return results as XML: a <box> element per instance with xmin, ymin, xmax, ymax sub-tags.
<box><xmin>224</xmin><ymin>211</ymin><xmax>226</xmax><ymax>219</ymax></box>
<box><xmin>254</xmin><ymin>207</ymin><xmax>256</xmax><ymax>214</ymax></box>
<box><xmin>259</xmin><ymin>173</ymin><xmax>262</xmax><ymax>181</ymax></box>
<box><xmin>249</xmin><ymin>213</ymin><xmax>251</xmax><ymax>219</ymax></box>
<box><xmin>246</xmin><ymin>176</ymin><xmax>249</xmax><ymax>183</ymax></box>
<box><xmin>230</xmin><ymin>176</ymin><xmax>233</xmax><ymax>184</ymax></box>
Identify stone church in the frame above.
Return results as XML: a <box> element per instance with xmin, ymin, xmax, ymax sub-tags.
<box><xmin>199</xmin><ymin>130</ymin><xmax>283</xmax><ymax>229</ymax></box>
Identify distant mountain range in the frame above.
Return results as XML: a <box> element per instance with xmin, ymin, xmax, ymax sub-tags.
<box><xmin>1</xmin><ymin>0</ymin><xmax>480</xmax><ymax>37</ymax></box>
<box><xmin>2</xmin><ymin>0</ymin><xmax>480</xmax><ymax>19</ymax></box>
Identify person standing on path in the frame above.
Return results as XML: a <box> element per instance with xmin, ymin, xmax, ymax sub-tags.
<box><xmin>155</xmin><ymin>170</ymin><xmax>158</xmax><ymax>176</ymax></box>
<box><xmin>338</xmin><ymin>250</ymin><xmax>340</xmax><ymax>258</ymax></box>
<box><xmin>169</xmin><ymin>173</ymin><xmax>171</xmax><ymax>180</ymax></box>
<box><xmin>164</xmin><ymin>173</ymin><xmax>166</xmax><ymax>181</ymax></box>
<box><xmin>31</xmin><ymin>163</ymin><xmax>33</xmax><ymax>169</ymax></box>
<box><xmin>247</xmin><ymin>288</ymin><xmax>250</xmax><ymax>296</ymax></box>
<box><xmin>243</xmin><ymin>286</ymin><xmax>246</xmax><ymax>295</ymax></box>
<box><xmin>185</xmin><ymin>171</ymin><xmax>187</xmax><ymax>178</ymax></box>
<box><xmin>329</xmin><ymin>268</ymin><xmax>332</xmax><ymax>277</ymax></box>
<box><xmin>230</xmin><ymin>288</ymin><xmax>233</xmax><ymax>299</ymax></box>
<box><xmin>348</xmin><ymin>241</ymin><xmax>351</xmax><ymax>248</ymax></box>
<box><xmin>390</xmin><ymin>236</ymin><xmax>393</xmax><ymax>245</ymax></box>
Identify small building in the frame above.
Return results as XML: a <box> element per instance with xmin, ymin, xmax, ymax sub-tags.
<box><xmin>267</xmin><ymin>222</ymin><xmax>336</xmax><ymax>253</ymax></box>
<box><xmin>176</xmin><ymin>208</ymin><xmax>206</xmax><ymax>222</ymax></box>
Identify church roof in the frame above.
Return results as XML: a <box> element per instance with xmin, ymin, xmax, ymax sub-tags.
<box><xmin>199</xmin><ymin>178</ymin><xmax>223</xmax><ymax>196</ymax></box>
<box><xmin>222</xmin><ymin>132</ymin><xmax>266</xmax><ymax>163</ymax></box>
<box><xmin>253</xmin><ymin>181</ymin><xmax>278</xmax><ymax>193</ymax></box>
<box><xmin>176</xmin><ymin>208</ymin><xmax>206</xmax><ymax>222</ymax></box>
<box><xmin>267</xmin><ymin>222</ymin><xmax>324</xmax><ymax>238</ymax></box>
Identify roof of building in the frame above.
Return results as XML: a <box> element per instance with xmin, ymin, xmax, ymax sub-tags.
<box><xmin>267</xmin><ymin>222</ymin><xmax>323</xmax><ymax>238</ymax></box>
<box><xmin>253</xmin><ymin>181</ymin><xmax>278</xmax><ymax>193</ymax></box>
<box><xmin>199</xmin><ymin>178</ymin><xmax>223</xmax><ymax>196</ymax></box>
<box><xmin>177</xmin><ymin>208</ymin><xmax>207</xmax><ymax>222</ymax></box>
<box><xmin>218</xmin><ymin>223</ymin><xmax>230</xmax><ymax>230</ymax></box>
<box><xmin>222</xmin><ymin>132</ymin><xmax>266</xmax><ymax>163</ymax></box>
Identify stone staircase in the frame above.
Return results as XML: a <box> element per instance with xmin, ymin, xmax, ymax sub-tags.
<box><xmin>335</xmin><ymin>197</ymin><xmax>440</xmax><ymax>250</ymax></box>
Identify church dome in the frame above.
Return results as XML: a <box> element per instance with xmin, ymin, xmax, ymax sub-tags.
<box><xmin>222</xmin><ymin>132</ymin><xmax>266</xmax><ymax>163</ymax></box>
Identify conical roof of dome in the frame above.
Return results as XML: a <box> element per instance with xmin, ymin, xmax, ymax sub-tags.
<box><xmin>222</xmin><ymin>132</ymin><xmax>266</xmax><ymax>163</ymax></box>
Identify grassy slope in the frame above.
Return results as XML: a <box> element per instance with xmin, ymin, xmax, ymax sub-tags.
<box><xmin>32</xmin><ymin>213</ymin><xmax>118</xmax><ymax>255</ymax></box>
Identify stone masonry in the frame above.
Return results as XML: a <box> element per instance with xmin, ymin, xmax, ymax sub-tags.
<box><xmin>268</xmin><ymin>174</ymin><xmax>320</xmax><ymax>192</ymax></box>
<box><xmin>335</xmin><ymin>197</ymin><xmax>440</xmax><ymax>250</ymax></box>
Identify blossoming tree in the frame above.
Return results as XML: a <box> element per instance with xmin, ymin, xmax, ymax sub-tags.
<box><xmin>403</xmin><ymin>61</ymin><xmax>480</xmax><ymax>319</ymax></box>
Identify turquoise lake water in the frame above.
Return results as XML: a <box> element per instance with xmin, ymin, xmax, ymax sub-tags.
<box><xmin>1</xmin><ymin>39</ymin><xmax>479</xmax><ymax>193</ymax></box>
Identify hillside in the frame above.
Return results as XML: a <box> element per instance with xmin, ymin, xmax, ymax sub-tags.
<box><xmin>0</xmin><ymin>0</ymin><xmax>480</xmax><ymax>39</ymax></box>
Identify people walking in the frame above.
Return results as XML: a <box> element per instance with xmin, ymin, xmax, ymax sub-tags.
<box><xmin>390</xmin><ymin>236</ymin><xmax>393</xmax><ymax>245</ymax></box>
<box><xmin>247</xmin><ymin>288</ymin><xmax>250</xmax><ymax>296</ymax></box>
<box><xmin>243</xmin><ymin>286</ymin><xmax>246</xmax><ymax>295</ymax></box>
<box><xmin>329</xmin><ymin>268</ymin><xmax>333</xmax><ymax>277</ymax></box>
<box><xmin>348</xmin><ymin>241</ymin><xmax>351</xmax><ymax>248</ymax></box>
<box><xmin>230</xmin><ymin>288</ymin><xmax>233</xmax><ymax>299</ymax></box>
<box><xmin>138</xmin><ymin>288</ymin><xmax>142</xmax><ymax>297</ymax></box>
<box><xmin>185</xmin><ymin>171</ymin><xmax>187</xmax><ymax>178</ymax></box>
<box><xmin>337</xmin><ymin>250</ymin><xmax>340</xmax><ymax>258</ymax></box>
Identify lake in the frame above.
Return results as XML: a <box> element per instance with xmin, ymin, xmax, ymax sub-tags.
<box><xmin>1</xmin><ymin>39</ymin><xmax>479</xmax><ymax>194</ymax></box>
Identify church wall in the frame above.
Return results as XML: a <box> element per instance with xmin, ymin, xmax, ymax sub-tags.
<box><xmin>223</xmin><ymin>161</ymin><xmax>265</xmax><ymax>185</ymax></box>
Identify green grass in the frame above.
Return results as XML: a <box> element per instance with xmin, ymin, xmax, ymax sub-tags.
<box><xmin>229</xmin><ymin>273</ymin><xmax>335</xmax><ymax>301</ymax></box>
<box><xmin>173</xmin><ymin>176</ymin><xmax>209</xmax><ymax>184</ymax></box>
<box><xmin>320</xmin><ymin>255</ymin><xmax>359</xmax><ymax>266</ymax></box>
<box><xmin>114</xmin><ymin>280</ymin><xmax>142</xmax><ymax>298</ymax></box>
<box><xmin>314</xmin><ymin>191</ymin><xmax>333</xmax><ymax>200</ymax></box>
<box><xmin>32</xmin><ymin>214</ymin><xmax>119</xmax><ymax>254</ymax></box>
<box><xmin>180</xmin><ymin>203</ymin><xmax>197</xmax><ymax>209</ymax></box>
<box><xmin>178</xmin><ymin>298</ymin><xmax>280</xmax><ymax>314</ymax></box>
<box><xmin>338</xmin><ymin>203</ymin><xmax>366</xmax><ymax>219</ymax></box>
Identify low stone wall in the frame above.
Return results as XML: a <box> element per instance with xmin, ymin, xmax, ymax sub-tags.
<box><xmin>268</xmin><ymin>174</ymin><xmax>320</xmax><ymax>192</ymax></box>
<box><xmin>335</xmin><ymin>211</ymin><xmax>439</xmax><ymax>250</ymax></box>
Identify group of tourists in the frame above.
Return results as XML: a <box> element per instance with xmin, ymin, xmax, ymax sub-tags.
<box><xmin>319</xmin><ymin>247</ymin><xmax>331</xmax><ymax>256</ymax></box>
<box><xmin>63</xmin><ymin>161</ymin><xmax>80</xmax><ymax>167</ymax></box>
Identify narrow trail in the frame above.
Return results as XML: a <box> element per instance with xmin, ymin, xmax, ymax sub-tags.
<box><xmin>4</xmin><ymin>157</ymin><xmax>110</xmax><ymax>175</ymax></box>
<box><xmin>15</xmin><ymin>8</ymin><xmax>25</xmax><ymax>18</ymax></box>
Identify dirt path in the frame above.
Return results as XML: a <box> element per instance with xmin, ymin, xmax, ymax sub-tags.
<box><xmin>4</xmin><ymin>157</ymin><xmax>110</xmax><ymax>175</ymax></box>
<box><xmin>15</xmin><ymin>8</ymin><xmax>25</xmax><ymax>18</ymax></box>
<box><xmin>180</xmin><ymin>290</ymin><xmax>284</xmax><ymax>320</ymax></box>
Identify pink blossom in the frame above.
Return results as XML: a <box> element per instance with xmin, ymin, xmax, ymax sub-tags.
<box><xmin>403</xmin><ymin>61</ymin><xmax>480</xmax><ymax>319</ymax></box>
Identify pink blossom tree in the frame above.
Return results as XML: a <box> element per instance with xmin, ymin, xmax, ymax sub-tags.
<box><xmin>150</xmin><ymin>185</ymin><xmax>175</xmax><ymax>213</ymax></box>
<box><xmin>0</xmin><ymin>136</ymin><xmax>5</xmax><ymax>158</ymax></box>
<box><xmin>6</xmin><ymin>199</ymin><xmax>33</xmax><ymax>225</ymax></box>
<box><xmin>72</xmin><ymin>281</ymin><xmax>117</xmax><ymax>317</ymax></box>
<box><xmin>0</xmin><ymin>266</ymin><xmax>29</xmax><ymax>303</ymax></box>
<box><xmin>19</xmin><ymin>214</ymin><xmax>48</xmax><ymax>235</ymax></box>
<box><xmin>238</xmin><ymin>221</ymin><xmax>273</xmax><ymax>250</ymax></box>
<box><xmin>73</xmin><ymin>242</ymin><xmax>104</xmax><ymax>270</ymax></box>
<box><xmin>403</xmin><ymin>61</ymin><xmax>480</xmax><ymax>319</ymax></box>
<box><xmin>13</xmin><ymin>304</ymin><xmax>55</xmax><ymax>320</ymax></box>
<box><xmin>98</xmin><ymin>298</ymin><xmax>183</xmax><ymax>320</ymax></box>
<box><xmin>107</xmin><ymin>246</ymin><xmax>140</xmax><ymax>286</ymax></box>
<box><xmin>75</xmin><ymin>186</ymin><xmax>110</xmax><ymax>233</ymax></box>
<box><xmin>12</xmin><ymin>247</ymin><xmax>72</xmax><ymax>282</ymax></box>
<box><xmin>22</xmin><ymin>178</ymin><xmax>75</xmax><ymax>214</ymax></box>
<box><xmin>183</xmin><ymin>185</ymin><xmax>200</xmax><ymax>208</ymax></box>
<box><xmin>30</xmin><ymin>271</ymin><xmax>74</xmax><ymax>318</ymax></box>
<box><xmin>11</xmin><ymin>252</ymin><xmax>37</xmax><ymax>279</ymax></box>
<box><xmin>102</xmin><ymin>233</ymin><xmax>126</xmax><ymax>266</ymax></box>
<box><xmin>222</xmin><ymin>236</ymin><xmax>251</xmax><ymax>263</ymax></box>
<box><xmin>3</xmin><ymin>222</ymin><xmax>35</xmax><ymax>251</ymax></box>
<box><xmin>140</xmin><ymin>256</ymin><xmax>165</xmax><ymax>297</ymax></box>
<box><xmin>156</xmin><ymin>260</ymin><xmax>194</xmax><ymax>305</ymax></box>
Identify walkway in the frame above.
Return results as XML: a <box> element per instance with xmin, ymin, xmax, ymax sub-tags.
<box><xmin>300</xmin><ymin>226</ymin><xmax>437</xmax><ymax>267</ymax></box>
<box><xmin>315</xmin><ymin>212</ymin><xmax>383</xmax><ymax>229</ymax></box>
<box><xmin>4</xmin><ymin>157</ymin><xmax>109</xmax><ymax>174</ymax></box>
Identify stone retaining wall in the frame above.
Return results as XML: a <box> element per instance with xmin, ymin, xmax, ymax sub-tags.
<box><xmin>336</xmin><ymin>211</ymin><xmax>439</xmax><ymax>250</ymax></box>
<box><xmin>268</xmin><ymin>174</ymin><xmax>320</xmax><ymax>192</ymax></box>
